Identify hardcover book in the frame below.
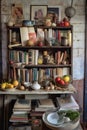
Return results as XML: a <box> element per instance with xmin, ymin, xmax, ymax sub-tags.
<box><xmin>35</xmin><ymin>99</ymin><xmax>55</xmax><ymax>112</ymax></box>
<box><xmin>9</xmin><ymin>113</ymin><xmax>29</xmax><ymax>122</ymax></box>
<box><xmin>56</xmin><ymin>95</ymin><xmax>79</xmax><ymax>110</ymax></box>
<box><xmin>13</xmin><ymin>99</ymin><xmax>31</xmax><ymax>109</ymax></box>
<box><xmin>38</xmin><ymin>99</ymin><xmax>55</xmax><ymax>108</ymax></box>
<box><xmin>20</xmin><ymin>27</ymin><xmax>29</xmax><ymax>46</ymax></box>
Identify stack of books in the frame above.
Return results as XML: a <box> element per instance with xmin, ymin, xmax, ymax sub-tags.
<box><xmin>9</xmin><ymin>99</ymin><xmax>31</xmax><ymax>123</ymax></box>
<box><xmin>35</xmin><ymin>99</ymin><xmax>55</xmax><ymax>112</ymax></box>
<box><xmin>56</xmin><ymin>95</ymin><xmax>79</xmax><ymax>110</ymax></box>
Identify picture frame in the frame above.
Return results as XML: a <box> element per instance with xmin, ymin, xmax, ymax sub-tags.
<box><xmin>30</xmin><ymin>5</ymin><xmax>48</xmax><ymax>25</ymax></box>
<box><xmin>11</xmin><ymin>4</ymin><xmax>24</xmax><ymax>25</ymax></box>
<box><xmin>47</xmin><ymin>6</ymin><xmax>61</xmax><ymax>22</ymax></box>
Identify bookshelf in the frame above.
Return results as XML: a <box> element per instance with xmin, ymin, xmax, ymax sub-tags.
<box><xmin>7</xmin><ymin>25</ymin><xmax>73</xmax><ymax>83</ymax></box>
<box><xmin>6</xmin><ymin>25</ymin><xmax>74</xmax><ymax>130</ymax></box>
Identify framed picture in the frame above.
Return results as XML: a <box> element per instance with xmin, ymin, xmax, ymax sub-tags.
<box><xmin>47</xmin><ymin>6</ymin><xmax>61</xmax><ymax>22</ymax></box>
<box><xmin>11</xmin><ymin>4</ymin><xmax>24</xmax><ymax>25</ymax></box>
<box><xmin>30</xmin><ymin>5</ymin><xmax>48</xmax><ymax>25</ymax></box>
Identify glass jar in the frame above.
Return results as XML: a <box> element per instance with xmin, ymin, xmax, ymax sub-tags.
<box><xmin>61</xmin><ymin>37</ymin><xmax>68</xmax><ymax>46</ymax></box>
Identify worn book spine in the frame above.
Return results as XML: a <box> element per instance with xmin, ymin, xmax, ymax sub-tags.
<box><xmin>68</xmin><ymin>31</ymin><xmax>72</xmax><ymax>46</ymax></box>
<box><xmin>34</xmin><ymin>50</ymin><xmax>39</xmax><ymax>65</ymax></box>
<box><xmin>28</xmin><ymin>49</ymin><xmax>33</xmax><ymax>64</ymax></box>
<box><xmin>20</xmin><ymin>27</ymin><xmax>29</xmax><ymax>46</ymax></box>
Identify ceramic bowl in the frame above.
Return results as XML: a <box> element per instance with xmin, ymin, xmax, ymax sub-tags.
<box><xmin>22</xmin><ymin>20</ymin><xmax>35</xmax><ymax>26</ymax></box>
<box><xmin>42</xmin><ymin>111</ymin><xmax>80</xmax><ymax>130</ymax></box>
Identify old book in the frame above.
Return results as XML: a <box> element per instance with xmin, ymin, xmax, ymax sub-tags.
<box><xmin>63</xmin><ymin>68</ymin><xmax>69</xmax><ymax>76</ymax></box>
<box><xmin>13</xmin><ymin>99</ymin><xmax>31</xmax><ymax>110</ymax></box>
<box><xmin>9</xmin><ymin>125</ymin><xmax>31</xmax><ymax>130</ymax></box>
<box><xmin>35</xmin><ymin>99</ymin><xmax>55</xmax><ymax>112</ymax></box>
<box><xmin>34</xmin><ymin>50</ymin><xmax>39</xmax><ymax>65</ymax></box>
<box><xmin>13</xmin><ymin>109</ymin><xmax>30</xmax><ymax>114</ymax></box>
<box><xmin>67</xmin><ymin>31</ymin><xmax>72</xmax><ymax>46</ymax></box>
<box><xmin>48</xmin><ymin>29</ymin><xmax>52</xmax><ymax>38</ymax></box>
<box><xmin>25</xmin><ymin>52</ymin><xmax>29</xmax><ymax>65</ymax></box>
<box><xmin>57</xmin><ymin>51</ymin><xmax>61</xmax><ymax>64</ymax></box>
<box><xmin>20</xmin><ymin>27</ymin><xmax>29</xmax><ymax>46</ymax></box>
<box><xmin>32</xmin><ymin>68</ymin><xmax>38</xmax><ymax>81</ymax></box>
<box><xmin>56</xmin><ymin>95</ymin><xmax>79</xmax><ymax>110</ymax></box>
<box><xmin>9</xmin><ymin>113</ymin><xmax>29</xmax><ymax>123</ymax></box>
<box><xmin>38</xmin><ymin>99</ymin><xmax>55</xmax><ymax>108</ymax></box>
<box><xmin>29</xmin><ymin>69</ymin><xmax>33</xmax><ymax>82</ymax></box>
<box><xmin>25</xmin><ymin>69</ymin><xmax>29</xmax><ymax>82</ymax></box>
<box><xmin>56</xmin><ymin>68</ymin><xmax>63</xmax><ymax>77</ymax></box>
<box><xmin>38</xmin><ymin>69</ymin><xmax>44</xmax><ymax>82</ymax></box>
<box><xmin>35</xmin><ymin>107</ymin><xmax>54</xmax><ymax>112</ymax></box>
<box><xmin>58</xmin><ymin>30</ymin><xmax>61</xmax><ymax>42</ymax></box>
<box><xmin>28</xmin><ymin>49</ymin><xmax>34</xmax><ymax>64</ymax></box>
<box><xmin>59</xmin><ymin>52</ymin><xmax>64</xmax><ymax>64</ymax></box>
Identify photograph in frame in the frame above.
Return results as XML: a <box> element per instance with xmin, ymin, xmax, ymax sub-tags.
<box><xmin>47</xmin><ymin>6</ymin><xmax>61</xmax><ymax>23</ymax></box>
<box><xmin>11</xmin><ymin>4</ymin><xmax>24</xmax><ymax>25</ymax></box>
<box><xmin>30</xmin><ymin>5</ymin><xmax>48</xmax><ymax>25</ymax></box>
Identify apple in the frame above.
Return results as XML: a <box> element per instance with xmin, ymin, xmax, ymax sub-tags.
<box><xmin>59</xmin><ymin>79</ymin><xmax>65</xmax><ymax>85</ymax></box>
<box><xmin>62</xmin><ymin>18</ymin><xmax>70</xmax><ymax>27</ymax></box>
<box><xmin>64</xmin><ymin>21</ymin><xmax>70</xmax><ymax>27</ymax></box>
<box><xmin>55</xmin><ymin>77</ymin><xmax>61</xmax><ymax>83</ymax></box>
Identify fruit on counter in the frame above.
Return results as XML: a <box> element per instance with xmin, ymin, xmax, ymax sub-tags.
<box><xmin>57</xmin><ymin>17</ymin><xmax>70</xmax><ymax>27</ymax></box>
<box><xmin>63</xmin><ymin>75</ymin><xmax>71</xmax><ymax>82</ymax></box>
<box><xmin>55</xmin><ymin>75</ymin><xmax>71</xmax><ymax>87</ymax></box>
<box><xmin>0</xmin><ymin>82</ymin><xmax>14</xmax><ymax>89</ymax></box>
<box><xmin>13</xmin><ymin>80</ymin><xmax>19</xmax><ymax>87</ymax></box>
<box><xmin>6</xmin><ymin>83</ymin><xmax>14</xmax><ymax>89</ymax></box>
<box><xmin>63</xmin><ymin>17</ymin><xmax>70</xmax><ymax>27</ymax></box>
<box><xmin>1</xmin><ymin>83</ymin><xmax>7</xmax><ymax>89</ymax></box>
<box><xmin>19</xmin><ymin>85</ymin><xmax>25</xmax><ymax>90</ymax></box>
<box><xmin>58</xmin><ymin>79</ymin><xmax>65</xmax><ymax>85</ymax></box>
<box><xmin>55</xmin><ymin>77</ymin><xmax>61</xmax><ymax>82</ymax></box>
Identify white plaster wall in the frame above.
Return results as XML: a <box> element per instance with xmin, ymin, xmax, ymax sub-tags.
<box><xmin>1</xmin><ymin>0</ymin><xmax>85</xmax><ymax>80</ymax></box>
